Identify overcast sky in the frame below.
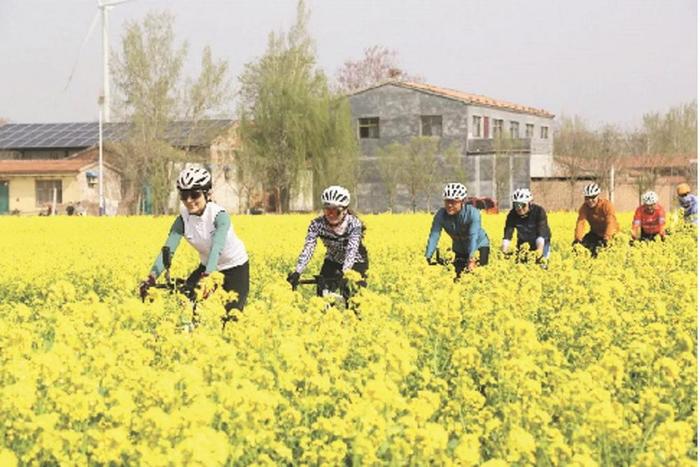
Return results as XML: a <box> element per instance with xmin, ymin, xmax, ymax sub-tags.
<box><xmin>0</xmin><ymin>0</ymin><xmax>696</xmax><ymax>129</ymax></box>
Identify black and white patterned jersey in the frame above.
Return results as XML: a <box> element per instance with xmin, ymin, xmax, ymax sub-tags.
<box><xmin>294</xmin><ymin>214</ymin><xmax>367</xmax><ymax>273</ymax></box>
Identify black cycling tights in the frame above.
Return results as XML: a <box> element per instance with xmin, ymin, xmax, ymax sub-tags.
<box><xmin>454</xmin><ymin>246</ymin><xmax>490</xmax><ymax>278</ymax></box>
<box><xmin>186</xmin><ymin>261</ymin><xmax>250</xmax><ymax>314</ymax></box>
<box><xmin>318</xmin><ymin>258</ymin><xmax>368</xmax><ymax>301</ymax></box>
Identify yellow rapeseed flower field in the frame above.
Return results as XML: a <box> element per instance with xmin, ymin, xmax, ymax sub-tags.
<box><xmin>0</xmin><ymin>211</ymin><xmax>696</xmax><ymax>465</ymax></box>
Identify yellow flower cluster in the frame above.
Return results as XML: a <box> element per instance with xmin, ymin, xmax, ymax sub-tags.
<box><xmin>0</xmin><ymin>211</ymin><xmax>695</xmax><ymax>465</ymax></box>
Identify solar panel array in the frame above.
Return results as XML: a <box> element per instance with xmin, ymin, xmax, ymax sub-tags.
<box><xmin>0</xmin><ymin>120</ymin><xmax>234</xmax><ymax>150</ymax></box>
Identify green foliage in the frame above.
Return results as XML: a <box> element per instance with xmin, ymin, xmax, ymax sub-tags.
<box><xmin>111</xmin><ymin>11</ymin><xmax>232</xmax><ymax>214</ymax></box>
<box><xmin>236</xmin><ymin>1</ymin><xmax>359</xmax><ymax>212</ymax></box>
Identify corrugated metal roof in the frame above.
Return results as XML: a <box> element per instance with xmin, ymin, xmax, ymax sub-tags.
<box><xmin>0</xmin><ymin>120</ymin><xmax>234</xmax><ymax>150</ymax></box>
<box><xmin>349</xmin><ymin>80</ymin><xmax>555</xmax><ymax>118</ymax></box>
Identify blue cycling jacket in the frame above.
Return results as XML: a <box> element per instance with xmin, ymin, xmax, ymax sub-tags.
<box><xmin>425</xmin><ymin>204</ymin><xmax>490</xmax><ymax>259</ymax></box>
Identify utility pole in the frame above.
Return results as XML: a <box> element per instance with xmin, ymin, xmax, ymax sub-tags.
<box><xmin>99</xmin><ymin>0</ymin><xmax>130</xmax><ymax>122</ymax></box>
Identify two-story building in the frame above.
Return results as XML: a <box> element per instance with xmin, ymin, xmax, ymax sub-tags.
<box><xmin>348</xmin><ymin>81</ymin><xmax>555</xmax><ymax>212</ymax></box>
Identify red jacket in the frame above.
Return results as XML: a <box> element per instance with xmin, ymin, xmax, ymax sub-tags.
<box><xmin>633</xmin><ymin>205</ymin><xmax>666</xmax><ymax>235</ymax></box>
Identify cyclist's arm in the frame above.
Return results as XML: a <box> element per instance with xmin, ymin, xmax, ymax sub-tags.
<box><xmin>295</xmin><ymin>220</ymin><xmax>319</xmax><ymax>274</ymax></box>
<box><xmin>204</xmin><ymin>211</ymin><xmax>231</xmax><ymax>274</ymax></box>
<box><xmin>467</xmin><ymin>208</ymin><xmax>481</xmax><ymax>259</ymax></box>
<box><xmin>632</xmin><ymin>207</ymin><xmax>642</xmax><ymax>239</ymax></box>
<box><xmin>574</xmin><ymin>206</ymin><xmax>587</xmax><ymax>241</ymax></box>
<box><xmin>658</xmin><ymin>207</ymin><xmax>666</xmax><ymax>238</ymax></box>
<box><xmin>342</xmin><ymin>221</ymin><xmax>362</xmax><ymax>272</ymax></box>
<box><xmin>603</xmin><ymin>202</ymin><xmax>618</xmax><ymax>241</ymax></box>
<box><xmin>150</xmin><ymin>216</ymin><xmax>184</xmax><ymax>277</ymax></box>
<box><xmin>535</xmin><ymin>207</ymin><xmax>548</xmax><ymax>251</ymax></box>
<box><xmin>502</xmin><ymin>211</ymin><xmax>516</xmax><ymax>251</ymax></box>
<box><xmin>503</xmin><ymin>211</ymin><xmax>516</xmax><ymax>241</ymax></box>
<box><xmin>424</xmin><ymin>212</ymin><xmax>443</xmax><ymax>259</ymax></box>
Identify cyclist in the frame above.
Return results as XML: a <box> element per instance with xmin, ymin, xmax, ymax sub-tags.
<box><xmin>139</xmin><ymin>167</ymin><xmax>249</xmax><ymax>324</ymax></box>
<box><xmin>501</xmin><ymin>188</ymin><xmax>551</xmax><ymax>263</ymax></box>
<box><xmin>572</xmin><ymin>183</ymin><xmax>619</xmax><ymax>256</ymax></box>
<box><xmin>425</xmin><ymin>182</ymin><xmax>490</xmax><ymax>279</ymax></box>
<box><xmin>286</xmin><ymin>186</ymin><xmax>368</xmax><ymax>300</ymax></box>
<box><xmin>631</xmin><ymin>191</ymin><xmax>666</xmax><ymax>242</ymax></box>
<box><xmin>676</xmin><ymin>183</ymin><xmax>697</xmax><ymax>224</ymax></box>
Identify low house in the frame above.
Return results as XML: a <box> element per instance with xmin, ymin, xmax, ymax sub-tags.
<box><xmin>531</xmin><ymin>154</ymin><xmax>696</xmax><ymax>211</ymax></box>
<box><xmin>0</xmin><ymin>148</ymin><xmax>121</xmax><ymax>215</ymax></box>
<box><xmin>0</xmin><ymin>120</ymin><xmax>242</xmax><ymax>214</ymax></box>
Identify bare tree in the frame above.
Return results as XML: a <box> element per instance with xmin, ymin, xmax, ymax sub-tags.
<box><xmin>554</xmin><ymin>115</ymin><xmax>596</xmax><ymax>209</ymax></box>
<box><xmin>591</xmin><ymin>124</ymin><xmax>625</xmax><ymax>199</ymax></box>
<box><xmin>335</xmin><ymin>45</ymin><xmax>422</xmax><ymax>94</ymax></box>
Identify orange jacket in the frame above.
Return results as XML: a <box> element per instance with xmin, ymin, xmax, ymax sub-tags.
<box><xmin>575</xmin><ymin>198</ymin><xmax>619</xmax><ymax>241</ymax></box>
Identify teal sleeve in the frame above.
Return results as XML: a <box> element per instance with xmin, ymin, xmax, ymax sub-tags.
<box><xmin>204</xmin><ymin>211</ymin><xmax>231</xmax><ymax>274</ymax></box>
<box><xmin>468</xmin><ymin>208</ymin><xmax>481</xmax><ymax>258</ymax></box>
<box><xmin>150</xmin><ymin>216</ymin><xmax>184</xmax><ymax>277</ymax></box>
<box><xmin>425</xmin><ymin>212</ymin><xmax>443</xmax><ymax>259</ymax></box>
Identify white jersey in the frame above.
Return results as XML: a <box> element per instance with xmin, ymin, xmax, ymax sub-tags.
<box><xmin>179</xmin><ymin>202</ymin><xmax>248</xmax><ymax>270</ymax></box>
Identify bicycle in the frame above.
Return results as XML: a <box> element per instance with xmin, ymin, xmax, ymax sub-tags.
<box><xmin>140</xmin><ymin>246</ymin><xmax>218</xmax><ymax>331</ymax></box>
<box><xmin>427</xmin><ymin>248</ymin><xmax>473</xmax><ymax>282</ymax></box>
<box><xmin>290</xmin><ymin>273</ymin><xmax>364</xmax><ymax>317</ymax></box>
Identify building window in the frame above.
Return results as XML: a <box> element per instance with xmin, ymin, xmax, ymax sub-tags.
<box><xmin>420</xmin><ymin>115</ymin><xmax>443</xmax><ymax>137</ymax></box>
<box><xmin>472</xmin><ymin>116</ymin><xmax>482</xmax><ymax>137</ymax></box>
<box><xmin>358</xmin><ymin>117</ymin><xmax>380</xmax><ymax>139</ymax></box>
<box><xmin>36</xmin><ymin>180</ymin><xmax>62</xmax><ymax>205</ymax></box>
<box><xmin>510</xmin><ymin>121</ymin><xmax>520</xmax><ymax>138</ymax></box>
<box><xmin>525</xmin><ymin>123</ymin><xmax>534</xmax><ymax>138</ymax></box>
<box><xmin>540</xmin><ymin>126</ymin><xmax>549</xmax><ymax>139</ymax></box>
<box><xmin>493</xmin><ymin>119</ymin><xmax>504</xmax><ymax>138</ymax></box>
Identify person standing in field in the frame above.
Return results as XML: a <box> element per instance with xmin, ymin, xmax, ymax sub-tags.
<box><xmin>572</xmin><ymin>183</ymin><xmax>619</xmax><ymax>256</ymax></box>
<box><xmin>501</xmin><ymin>188</ymin><xmax>552</xmax><ymax>265</ymax></box>
<box><xmin>676</xmin><ymin>183</ymin><xmax>697</xmax><ymax>225</ymax></box>
<box><xmin>139</xmin><ymin>167</ymin><xmax>249</xmax><ymax>325</ymax></box>
<box><xmin>286</xmin><ymin>185</ymin><xmax>369</xmax><ymax>301</ymax></box>
<box><xmin>425</xmin><ymin>182</ymin><xmax>490</xmax><ymax>280</ymax></box>
<box><xmin>631</xmin><ymin>191</ymin><xmax>666</xmax><ymax>242</ymax></box>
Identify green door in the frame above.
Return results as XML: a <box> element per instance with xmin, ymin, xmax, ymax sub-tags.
<box><xmin>0</xmin><ymin>181</ymin><xmax>8</xmax><ymax>214</ymax></box>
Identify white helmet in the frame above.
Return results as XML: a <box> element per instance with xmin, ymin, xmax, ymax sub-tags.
<box><xmin>583</xmin><ymin>183</ymin><xmax>601</xmax><ymax>197</ymax></box>
<box><xmin>177</xmin><ymin>167</ymin><xmax>212</xmax><ymax>191</ymax></box>
<box><xmin>512</xmin><ymin>188</ymin><xmax>533</xmax><ymax>203</ymax></box>
<box><xmin>321</xmin><ymin>185</ymin><xmax>350</xmax><ymax>208</ymax></box>
<box><xmin>641</xmin><ymin>191</ymin><xmax>658</xmax><ymax>205</ymax></box>
<box><xmin>443</xmin><ymin>183</ymin><xmax>468</xmax><ymax>201</ymax></box>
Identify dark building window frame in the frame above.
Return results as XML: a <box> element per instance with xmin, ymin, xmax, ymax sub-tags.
<box><xmin>36</xmin><ymin>179</ymin><xmax>63</xmax><ymax>206</ymax></box>
<box><xmin>359</xmin><ymin>117</ymin><xmax>380</xmax><ymax>139</ymax></box>
<box><xmin>420</xmin><ymin>115</ymin><xmax>443</xmax><ymax>137</ymax></box>
<box><xmin>472</xmin><ymin>115</ymin><xmax>482</xmax><ymax>138</ymax></box>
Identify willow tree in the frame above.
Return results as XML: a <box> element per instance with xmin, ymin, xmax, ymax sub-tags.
<box><xmin>236</xmin><ymin>0</ymin><xmax>358</xmax><ymax>212</ymax></box>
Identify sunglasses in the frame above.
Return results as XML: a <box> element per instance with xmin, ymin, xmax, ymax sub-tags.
<box><xmin>323</xmin><ymin>206</ymin><xmax>342</xmax><ymax>215</ymax></box>
<box><xmin>585</xmin><ymin>196</ymin><xmax>598</xmax><ymax>201</ymax></box>
<box><xmin>179</xmin><ymin>190</ymin><xmax>204</xmax><ymax>201</ymax></box>
<box><xmin>513</xmin><ymin>202</ymin><xmax>527</xmax><ymax>209</ymax></box>
<box><xmin>678</xmin><ymin>193</ymin><xmax>689</xmax><ymax>199</ymax></box>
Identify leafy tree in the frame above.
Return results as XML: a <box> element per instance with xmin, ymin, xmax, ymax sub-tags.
<box><xmin>236</xmin><ymin>0</ymin><xmax>359</xmax><ymax>213</ymax></box>
<box><xmin>112</xmin><ymin>11</ymin><xmax>232</xmax><ymax>214</ymax></box>
<box><xmin>376</xmin><ymin>142</ymin><xmax>404</xmax><ymax>211</ymax></box>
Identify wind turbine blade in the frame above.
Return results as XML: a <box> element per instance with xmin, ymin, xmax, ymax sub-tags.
<box><xmin>99</xmin><ymin>0</ymin><xmax>134</xmax><ymax>7</ymax></box>
<box><xmin>63</xmin><ymin>11</ymin><xmax>100</xmax><ymax>92</ymax></box>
